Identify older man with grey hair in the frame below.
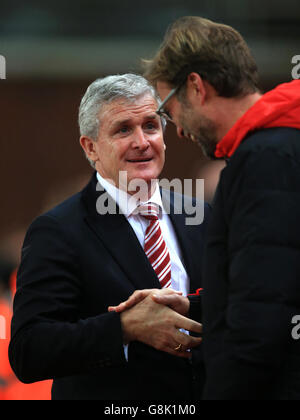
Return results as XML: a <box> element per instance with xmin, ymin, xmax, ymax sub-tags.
<box><xmin>9</xmin><ymin>74</ymin><xmax>211</xmax><ymax>401</ymax></box>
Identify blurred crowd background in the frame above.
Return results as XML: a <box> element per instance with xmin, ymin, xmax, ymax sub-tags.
<box><xmin>0</xmin><ymin>0</ymin><xmax>299</xmax><ymax>400</ymax></box>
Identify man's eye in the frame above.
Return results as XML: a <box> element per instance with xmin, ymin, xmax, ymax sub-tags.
<box><xmin>118</xmin><ymin>126</ymin><xmax>130</xmax><ymax>134</ymax></box>
<box><xmin>144</xmin><ymin>122</ymin><xmax>157</xmax><ymax>130</ymax></box>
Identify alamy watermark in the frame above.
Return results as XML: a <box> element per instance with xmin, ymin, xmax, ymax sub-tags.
<box><xmin>0</xmin><ymin>55</ymin><xmax>6</xmax><ymax>79</ymax></box>
<box><xmin>292</xmin><ymin>55</ymin><xmax>300</xmax><ymax>80</ymax></box>
<box><xmin>96</xmin><ymin>172</ymin><xmax>205</xmax><ymax>226</ymax></box>
<box><xmin>292</xmin><ymin>315</ymin><xmax>300</xmax><ymax>340</ymax></box>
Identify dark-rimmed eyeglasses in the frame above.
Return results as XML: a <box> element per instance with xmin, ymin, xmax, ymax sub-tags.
<box><xmin>156</xmin><ymin>85</ymin><xmax>181</xmax><ymax>122</ymax></box>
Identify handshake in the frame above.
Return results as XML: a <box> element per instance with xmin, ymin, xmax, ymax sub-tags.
<box><xmin>108</xmin><ymin>289</ymin><xmax>202</xmax><ymax>358</ymax></box>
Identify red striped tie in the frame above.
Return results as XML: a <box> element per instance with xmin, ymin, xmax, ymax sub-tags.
<box><xmin>138</xmin><ymin>203</ymin><xmax>172</xmax><ymax>288</ymax></box>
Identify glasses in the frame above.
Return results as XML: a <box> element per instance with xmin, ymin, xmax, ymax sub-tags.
<box><xmin>156</xmin><ymin>85</ymin><xmax>180</xmax><ymax>122</ymax></box>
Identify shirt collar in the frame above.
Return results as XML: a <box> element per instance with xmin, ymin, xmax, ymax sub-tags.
<box><xmin>96</xmin><ymin>172</ymin><xmax>163</xmax><ymax>219</ymax></box>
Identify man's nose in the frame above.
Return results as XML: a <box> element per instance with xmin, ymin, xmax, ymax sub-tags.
<box><xmin>176</xmin><ymin>126</ymin><xmax>185</xmax><ymax>139</ymax></box>
<box><xmin>133</xmin><ymin>128</ymin><xmax>150</xmax><ymax>149</ymax></box>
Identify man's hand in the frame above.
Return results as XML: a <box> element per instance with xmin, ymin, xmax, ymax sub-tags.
<box><xmin>119</xmin><ymin>294</ymin><xmax>202</xmax><ymax>359</ymax></box>
<box><xmin>152</xmin><ymin>293</ymin><xmax>190</xmax><ymax>317</ymax></box>
<box><xmin>108</xmin><ymin>288</ymin><xmax>190</xmax><ymax>316</ymax></box>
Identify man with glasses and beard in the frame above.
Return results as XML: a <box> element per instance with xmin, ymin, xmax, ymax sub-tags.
<box><xmin>115</xmin><ymin>17</ymin><xmax>300</xmax><ymax>400</ymax></box>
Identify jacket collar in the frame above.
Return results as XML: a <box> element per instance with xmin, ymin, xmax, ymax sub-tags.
<box><xmin>215</xmin><ymin>80</ymin><xmax>300</xmax><ymax>159</ymax></box>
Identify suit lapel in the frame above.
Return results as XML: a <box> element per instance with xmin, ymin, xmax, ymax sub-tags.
<box><xmin>161</xmin><ymin>189</ymin><xmax>200</xmax><ymax>294</ymax></box>
<box><xmin>81</xmin><ymin>174</ymin><xmax>161</xmax><ymax>290</ymax></box>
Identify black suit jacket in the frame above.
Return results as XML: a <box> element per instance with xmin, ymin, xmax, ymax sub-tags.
<box><xmin>9</xmin><ymin>173</ymin><xmax>211</xmax><ymax>400</ymax></box>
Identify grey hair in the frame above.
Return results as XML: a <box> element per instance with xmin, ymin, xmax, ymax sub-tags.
<box><xmin>79</xmin><ymin>74</ymin><xmax>166</xmax><ymax>168</ymax></box>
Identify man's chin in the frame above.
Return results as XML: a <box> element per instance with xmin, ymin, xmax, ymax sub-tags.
<box><xmin>200</xmin><ymin>145</ymin><xmax>218</xmax><ymax>160</ymax></box>
<box><xmin>125</xmin><ymin>162</ymin><xmax>161</xmax><ymax>182</ymax></box>
<box><xmin>196</xmin><ymin>137</ymin><xmax>218</xmax><ymax>160</ymax></box>
<box><xmin>128</xmin><ymin>173</ymin><xmax>157</xmax><ymax>185</ymax></box>
<box><xmin>125</xmin><ymin>171</ymin><xmax>159</xmax><ymax>195</ymax></box>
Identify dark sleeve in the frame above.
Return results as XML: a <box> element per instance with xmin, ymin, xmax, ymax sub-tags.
<box><xmin>188</xmin><ymin>202</ymin><xmax>212</xmax><ymax>323</ymax></box>
<box><xmin>203</xmin><ymin>148</ymin><xmax>300</xmax><ymax>400</ymax></box>
<box><xmin>9</xmin><ymin>215</ymin><xmax>126</xmax><ymax>384</ymax></box>
<box><xmin>188</xmin><ymin>293</ymin><xmax>203</xmax><ymax>324</ymax></box>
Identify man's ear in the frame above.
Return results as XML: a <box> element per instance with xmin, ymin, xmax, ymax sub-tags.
<box><xmin>79</xmin><ymin>136</ymin><xmax>98</xmax><ymax>163</ymax></box>
<box><xmin>186</xmin><ymin>72</ymin><xmax>207</xmax><ymax>106</ymax></box>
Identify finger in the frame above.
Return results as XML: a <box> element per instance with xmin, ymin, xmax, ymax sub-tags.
<box><xmin>115</xmin><ymin>289</ymin><xmax>181</xmax><ymax>313</ymax></box>
<box><xmin>110</xmin><ymin>288</ymin><xmax>183</xmax><ymax>314</ymax></box>
<box><xmin>158</xmin><ymin>344</ymin><xmax>191</xmax><ymax>359</ymax></box>
<box><xmin>121</xmin><ymin>290</ymin><xmax>155</xmax><ymax>310</ymax></box>
<box><xmin>155</xmin><ymin>329</ymin><xmax>201</xmax><ymax>359</ymax></box>
<box><xmin>175</xmin><ymin>331</ymin><xmax>202</xmax><ymax>349</ymax></box>
<box><xmin>124</xmin><ymin>288</ymin><xmax>175</xmax><ymax>307</ymax></box>
<box><xmin>164</xmin><ymin>338</ymin><xmax>201</xmax><ymax>359</ymax></box>
<box><xmin>152</xmin><ymin>294</ymin><xmax>183</xmax><ymax>306</ymax></box>
<box><xmin>112</xmin><ymin>302</ymin><xmax>129</xmax><ymax>313</ymax></box>
<box><xmin>113</xmin><ymin>291</ymin><xmax>147</xmax><ymax>313</ymax></box>
<box><xmin>111</xmin><ymin>289</ymin><xmax>159</xmax><ymax>313</ymax></box>
<box><xmin>174</xmin><ymin>314</ymin><xmax>203</xmax><ymax>334</ymax></box>
<box><xmin>155</xmin><ymin>289</ymin><xmax>182</xmax><ymax>296</ymax></box>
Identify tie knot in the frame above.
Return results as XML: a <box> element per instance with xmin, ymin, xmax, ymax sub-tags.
<box><xmin>136</xmin><ymin>203</ymin><xmax>160</xmax><ymax>220</ymax></box>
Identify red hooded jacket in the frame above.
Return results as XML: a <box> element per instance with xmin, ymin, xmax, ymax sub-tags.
<box><xmin>215</xmin><ymin>80</ymin><xmax>300</xmax><ymax>159</ymax></box>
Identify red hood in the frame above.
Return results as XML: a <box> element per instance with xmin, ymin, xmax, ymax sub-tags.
<box><xmin>215</xmin><ymin>80</ymin><xmax>300</xmax><ymax>158</ymax></box>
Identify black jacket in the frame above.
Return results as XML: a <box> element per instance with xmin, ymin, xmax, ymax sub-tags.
<box><xmin>9</xmin><ymin>173</ymin><xmax>211</xmax><ymax>400</ymax></box>
<box><xmin>202</xmin><ymin>127</ymin><xmax>300</xmax><ymax>400</ymax></box>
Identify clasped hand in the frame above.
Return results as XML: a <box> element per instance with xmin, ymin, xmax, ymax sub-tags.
<box><xmin>108</xmin><ymin>289</ymin><xmax>202</xmax><ymax>359</ymax></box>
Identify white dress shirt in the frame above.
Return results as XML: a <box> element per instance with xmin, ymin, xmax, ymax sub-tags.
<box><xmin>96</xmin><ymin>173</ymin><xmax>190</xmax><ymax>359</ymax></box>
